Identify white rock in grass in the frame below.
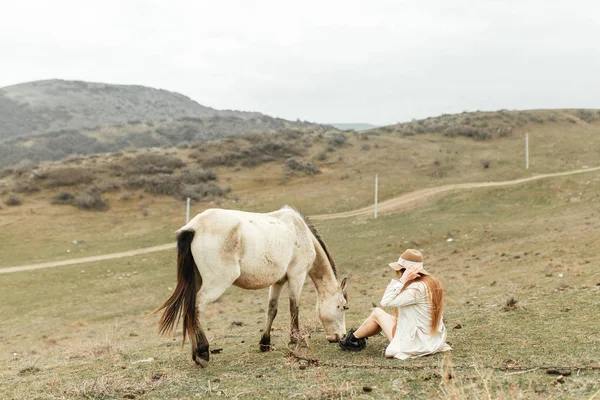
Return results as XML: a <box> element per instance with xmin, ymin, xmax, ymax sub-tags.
<box><xmin>132</xmin><ymin>357</ymin><xmax>154</xmax><ymax>364</ymax></box>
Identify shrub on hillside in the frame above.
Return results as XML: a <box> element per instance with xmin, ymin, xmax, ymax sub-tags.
<box><xmin>284</xmin><ymin>158</ymin><xmax>321</xmax><ymax>175</ymax></box>
<box><xmin>37</xmin><ymin>167</ymin><xmax>94</xmax><ymax>187</ymax></box>
<box><xmin>443</xmin><ymin>126</ymin><xmax>491</xmax><ymax>140</ymax></box>
<box><xmin>180</xmin><ymin>182</ymin><xmax>230</xmax><ymax>201</ymax></box>
<box><xmin>282</xmin><ymin>129</ymin><xmax>305</xmax><ymax>140</ymax></box>
<box><xmin>5</xmin><ymin>194</ymin><xmax>22</xmax><ymax>206</ymax></box>
<box><xmin>64</xmin><ymin>154</ymin><xmax>84</xmax><ymax>164</ymax></box>
<box><xmin>202</xmin><ymin>140</ymin><xmax>303</xmax><ymax>168</ymax></box>
<box><xmin>13</xmin><ymin>160</ymin><xmax>37</xmax><ymax>177</ymax></box>
<box><xmin>188</xmin><ymin>149</ymin><xmax>204</xmax><ymax>160</ymax></box>
<box><xmin>181</xmin><ymin>169</ymin><xmax>217</xmax><ymax>184</ymax></box>
<box><xmin>94</xmin><ymin>180</ymin><xmax>121</xmax><ymax>193</ymax></box>
<box><xmin>529</xmin><ymin>115</ymin><xmax>545</xmax><ymax>124</ymax></box>
<box><xmin>74</xmin><ymin>191</ymin><xmax>109</xmax><ymax>211</ymax></box>
<box><xmin>13</xmin><ymin>179</ymin><xmax>41</xmax><ymax>194</ymax></box>
<box><xmin>577</xmin><ymin>110</ymin><xmax>598</xmax><ymax>123</ymax></box>
<box><xmin>203</xmin><ymin>152</ymin><xmax>239</xmax><ymax>167</ymax></box>
<box><xmin>327</xmin><ymin>133</ymin><xmax>348</xmax><ymax>148</ymax></box>
<box><xmin>241</xmin><ymin>155</ymin><xmax>276</xmax><ymax>167</ymax></box>
<box><xmin>51</xmin><ymin>191</ymin><xmax>75</xmax><ymax>205</ymax></box>
<box><xmin>0</xmin><ymin>168</ymin><xmax>13</xmax><ymax>179</ymax></box>
<box><xmin>121</xmin><ymin>153</ymin><xmax>185</xmax><ymax>175</ymax></box>
<box><xmin>126</xmin><ymin>174</ymin><xmax>183</xmax><ymax>196</ymax></box>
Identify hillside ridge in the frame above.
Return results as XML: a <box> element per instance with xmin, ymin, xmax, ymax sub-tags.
<box><xmin>370</xmin><ymin>108</ymin><xmax>600</xmax><ymax>140</ymax></box>
<box><xmin>0</xmin><ymin>79</ymin><xmax>288</xmax><ymax>140</ymax></box>
<box><xmin>0</xmin><ymin>79</ymin><xmax>319</xmax><ymax>167</ymax></box>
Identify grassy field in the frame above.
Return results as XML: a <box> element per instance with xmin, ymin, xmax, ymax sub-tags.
<box><xmin>1</xmin><ymin>112</ymin><xmax>600</xmax><ymax>398</ymax></box>
<box><xmin>1</xmin><ymin>170</ymin><xmax>599</xmax><ymax>399</ymax></box>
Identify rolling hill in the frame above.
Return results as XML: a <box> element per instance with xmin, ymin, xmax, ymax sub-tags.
<box><xmin>0</xmin><ymin>79</ymin><xmax>319</xmax><ymax>167</ymax></box>
<box><xmin>329</xmin><ymin>123</ymin><xmax>378</xmax><ymax>131</ymax></box>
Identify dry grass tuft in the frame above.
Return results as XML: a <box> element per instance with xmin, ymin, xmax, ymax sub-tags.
<box><xmin>57</xmin><ymin>372</ymin><xmax>172</xmax><ymax>399</ymax></box>
<box><xmin>90</xmin><ymin>342</ymin><xmax>121</xmax><ymax>358</ymax></box>
<box><xmin>306</xmin><ymin>367</ymin><xmax>356</xmax><ymax>399</ymax></box>
<box><xmin>18</xmin><ymin>366</ymin><xmax>42</xmax><ymax>376</ymax></box>
<box><xmin>501</xmin><ymin>296</ymin><xmax>523</xmax><ymax>312</ymax></box>
<box><xmin>441</xmin><ymin>356</ymin><xmax>497</xmax><ymax>400</ymax></box>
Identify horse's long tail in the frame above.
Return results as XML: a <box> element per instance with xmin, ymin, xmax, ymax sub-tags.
<box><xmin>152</xmin><ymin>229</ymin><xmax>199</xmax><ymax>348</ymax></box>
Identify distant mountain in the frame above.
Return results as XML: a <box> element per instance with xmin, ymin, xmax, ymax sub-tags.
<box><xmin>0</xmin><ymin>79</ymin><xmax>319</xmax><ymax>167</ymax></box>
<box><xmin>329</xmin><ymin>123</ymin><xmax>378</xmax><ymax>131</ymax></box>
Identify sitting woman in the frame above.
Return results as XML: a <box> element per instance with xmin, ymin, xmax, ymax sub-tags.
<box><xmin>339</xmin><ymin>249</ymin><xmax>451</xmax><ymax>359</ymax></box>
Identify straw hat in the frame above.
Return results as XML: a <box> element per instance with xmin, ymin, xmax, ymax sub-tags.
<box><xmin>388</xmin><ymin>249</ymin><xmax>429</xmax><ymax>275</ymax></box>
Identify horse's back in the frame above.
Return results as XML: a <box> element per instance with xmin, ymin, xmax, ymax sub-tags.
<box><xmin>183</xmin><ymin>208</ymin><xmax>315</xmax><ymax>289</ymax></box>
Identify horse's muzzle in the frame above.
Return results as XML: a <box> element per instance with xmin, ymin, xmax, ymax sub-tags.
<box><xmin>326</xmin><ymin>333</ymin><xmax>342</xmax><ymax>343</ymax></box>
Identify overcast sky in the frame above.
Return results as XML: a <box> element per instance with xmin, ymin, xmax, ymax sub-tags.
<box><xmin>1</xmin><ymin>0</ymin><xmax>599</xmax><ymax>125</ymax></box>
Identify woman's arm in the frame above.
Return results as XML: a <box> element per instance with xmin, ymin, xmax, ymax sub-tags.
<box><xmin>380</xmin><ymin>279</ymin><xmax>420</xmax><ymax>307</ymax></box>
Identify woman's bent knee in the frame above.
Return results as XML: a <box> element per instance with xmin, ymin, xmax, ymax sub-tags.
<box><xmin>371</xmin><ymin>307</ymin><xmax>387</xmax><ymax>319</ymax></box>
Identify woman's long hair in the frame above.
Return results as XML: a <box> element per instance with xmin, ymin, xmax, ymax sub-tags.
<box><xmin>395</xmin><ymin>274</ymin><xmax>444</xmax><ymax>333</ymax></box>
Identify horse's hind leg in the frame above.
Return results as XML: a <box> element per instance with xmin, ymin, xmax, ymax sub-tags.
<box><xmin>192</xmin><ymin>315</ymin><xmax>210</xmax><ymax>368</ymax></box>
<box><xmin>193</xmin><ymin>268</ymin><xmax>240</xmax><ymax>367</ymax></box>
<box><xmin>259</xmin><ymin>279</ymin><xmax>285</xmax><ymax>352</ymax></box>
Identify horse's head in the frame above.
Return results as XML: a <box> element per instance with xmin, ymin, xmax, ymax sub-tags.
<box><xmin>317</xmin><ymin>277</ymin><xmax>348</xmax><ymax>342</ymax></box>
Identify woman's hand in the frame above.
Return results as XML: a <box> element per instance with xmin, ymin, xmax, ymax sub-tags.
<box><xmin>399</xmin><ymin>265</ymin><xmax>420</xmax><ymax>283</ymax></box>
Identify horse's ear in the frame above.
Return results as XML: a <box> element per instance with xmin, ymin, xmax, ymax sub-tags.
<box><xmin>340</xmin><ymin>277</ymin><xmax>348</xmax><ymax>292</ymax></box>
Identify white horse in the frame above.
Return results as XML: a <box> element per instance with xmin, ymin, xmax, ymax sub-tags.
<box><xmin>154</xmin><ymin>206</ymin><xmax>348</xmax><ymax>367</ymax></box>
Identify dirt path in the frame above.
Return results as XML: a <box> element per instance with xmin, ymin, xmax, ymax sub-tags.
<box><xmin>2</xmin><ymin>166</ymin><xmax>599</xmax><ymax>274</ymax></box>
<box><xmin>311</xmin><ymin>166</ymin><xmax>600</xmax><ymax>221</ymax></box>
<box><xmin>0</xmin><ymin>244</ymin><xmax>176</xmax><ymax>274</ymax></box>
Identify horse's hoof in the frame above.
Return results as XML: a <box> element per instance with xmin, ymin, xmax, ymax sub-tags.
<box><xmin>259</xmin><ymin>343</ymin><xmax>272</xmax><ymax>352</ymax></box>
<box><xmin>194</xmin><ymin>358</ymin><xmax>209</xmax><ymax>368</ymax></box>
<box><xmin>193</xmin><ymin>346</ymin><xmax>210</xmax><ymax>368</ymax></box>
<box><xmin>193</xmin><ymin>352</ymin><xmax>210</xmax><ymax>368</ymax></box>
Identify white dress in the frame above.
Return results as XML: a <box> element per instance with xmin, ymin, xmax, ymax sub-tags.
<box><xmin>380</xmin><ymin>279</ymin><xmax>452</xmax><ymax>360</ymax></box>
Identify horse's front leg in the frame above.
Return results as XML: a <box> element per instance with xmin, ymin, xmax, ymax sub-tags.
<box><xmin>259</xmin><ymin>280</ymin><xmax>284</xmax><ymax>352</ymax></box>
<box><xmin>287</xmin><ymin>274</ymin><xmax>307</xmax><ymax>346</ymax></box>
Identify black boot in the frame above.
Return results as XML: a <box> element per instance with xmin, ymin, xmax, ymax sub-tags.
<box><xmin>338</xmin><ymin>328</ymin><xmax>367</xmax><ymax>351</ymax></box>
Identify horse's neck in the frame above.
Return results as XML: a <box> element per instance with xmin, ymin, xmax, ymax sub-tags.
<box><xmin>308</xmin><ymin>237</ymin><xmax>338</xmax><ymax>296</ymax></box>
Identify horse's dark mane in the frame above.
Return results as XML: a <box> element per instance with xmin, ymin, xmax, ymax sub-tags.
<box><xmin>304</xmin><ymin>217</ymin><xmax>338</xmax><ymax>278</ymax></box>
